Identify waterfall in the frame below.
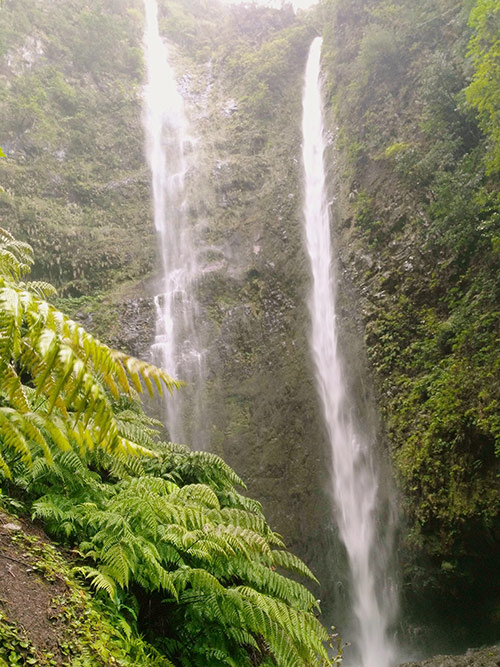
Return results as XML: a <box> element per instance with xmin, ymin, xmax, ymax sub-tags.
<box><xmin>301</xmin><ymin>37</ymin><xmax>397</xmax><ymax>667</ymax></box>
<box><xmin>142</xmin><ymin>0</ymin><xmax>206</xmax><ymax>447</ymax></box>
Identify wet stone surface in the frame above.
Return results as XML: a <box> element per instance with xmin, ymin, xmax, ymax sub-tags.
<box><xmin>399</xmin><ymin>646</ymin><xmax>500</xmax><ymax>667</ymax></box>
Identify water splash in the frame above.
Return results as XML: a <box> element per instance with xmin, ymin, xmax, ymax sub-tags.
<box><xmin>142</xmin><ymin>0</ymin><xmax>206</xmax><ymax>446</ymax></box>
<box><xmin>301</xmin><ymin>37</ymin><xmax>397</xmax><ymax>667</ymax></box>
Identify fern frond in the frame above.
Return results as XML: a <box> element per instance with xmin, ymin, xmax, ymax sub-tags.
<box><xmin>111</xmin><ymin>349</ymin><xmax>181</xmax><ymax>397</ymax></box>
<box><xmin>213</xmin><ymin>524</ymin><xmax>272</xmax><ymax>559</ymax></box>
<box><xmin>0</xmin><ymin>276</ymin><xmax>181</xmax><ymax>477</ymax></box>
<box><xmin>32</xmin><ymin>494</ymin><xmax>79</xmax><ymax>525</ymax></box>
<box><xmin>115</xmin><ymin>410</ymin><xmax>160</xmax><ymax>448</ymax></box>
<box><xmin>0</xmin><ymin>365</ymin><xmax>29</xmax><ymax>412</ymax></box>
<box><xmin>215</xmin><ymin>507</ymin><xmax>273</xmax><ymax>539</ymax></box>
<box><xmin>0</xmin><ymin>407</ymin><xmax>33</xmax><ymax>475</ymax></box>
<box><xmin>73</xmin><ymin>565</ymin><xmax>117</xmax><ymax>599</ymax></box>
<box><xmin>175</xmin><ymin>450</ymin><xmax>246</xmax><ymax>489</ymax></box>
<box><xmin>121</xmin><ymin>476</ymin><xmax>179</xmax><ymax>497</ymax></box>
<box><xmin>19</xmin><ymin>280</ymin><xmax>57</xmax><ymax>298</ymax></box>
<box><xmin>172</xmin><ymin>567</ymin><xmax>226</xmax><ymax>597</ymax></box>
<box><xmin>101</xmin><ymin>541</ymin><xmax>135</xmax><ymax>588</ymax></box>
<box><xmin>170</xmin><ymin>483</ymin><xmax>221</xmax><ymax>510</ymax></box>
<box><xmin>226</xmin><ymin>556</ymin><xmax>318</xmax><ymax>611</ymax></box>
<box><xmin>271</xmin><ymin>549</ymin><xmax>318</xmax><ymax>583</ymax></box>
<box><xmin>219</xmin><ymin>489</ymin><xmax>264</xmax><ymax>515</ymax></box>
<box><xmin>0</xmin><ymin>228</ymin><xmax>33</xmax><ymax>280</ymax></box>
<box><xmin>237</xmin><ymin>586</ymin><xmax>329</xmax><ymax>657</ymax></box>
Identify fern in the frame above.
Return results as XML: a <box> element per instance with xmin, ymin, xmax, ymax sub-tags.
<box><xmin>214</xmin><ymin>507</ymin><xmax>278</xmax><ymax>543</ymax></box>
<box><xmin>0</xmin><ymin>228</ymin><xmax>33</xmax><ymax>280</ymax></box>
<box><xmin>57</xmin><ymin>468</ymin><xmax>333</xmax><ymax>664</ymax></box>
<box><xmin>19</xmin><ymin>280</ymin><xmax>57</xmax><ymax>299</ymax></box>
<box><xmin>0</xmin><ymin>228</ymin><xmax>181</xmax><ymax>480</ymax></box>
<box><xmin>29</xmin><ymin>459</ymin><xmax>333</xmax><ymax>664</ymax></box>
<box><xmin>73</xmin><ymin>565</ymin><xmax>118</xmax><ymax>599</ymax></box>
<box><xmin>271</xmin><ymin>549</ymin><xmax>318</xmax><ymax>583</ymax></box>
<box><xmin>0</xmin><ymin>243</ymin><xmax>180</xmax><ymax>479</ymax></box>
<box><xmin>26</xmin><ymin>452</ymin><xmax>334</xmax><ymax>665</ymax></box>
<box><xmin>225</xmin><ymin>557</ymin><xmax>318</xmax><ymax>611</ymax></box>
<box><xmin>0</xmin><ymin>230</ymin><xmax>335</xmax><ymax>664</ymax></box>
<box><xmin>171</xmin><ymin>567</ymin><xmax>227</xmax><ymax>597</ymax></box>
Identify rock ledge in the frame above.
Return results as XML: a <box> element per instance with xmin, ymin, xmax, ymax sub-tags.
<box><xmin>399</xmin><ymin>645</ymin><xmax>500</xmax><ymax>667</ymax></box>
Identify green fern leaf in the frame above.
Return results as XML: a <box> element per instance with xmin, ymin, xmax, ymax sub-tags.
<box><xmin>73</xmin><ymin>565</ymin><xmax>117</xmax><ymax>599</ymax></box>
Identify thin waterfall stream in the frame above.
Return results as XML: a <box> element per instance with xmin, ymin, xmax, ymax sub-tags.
<box><xmin>142</xmin><ymin>0</ymin><xmax>206</xmax><ymax>446</ymax></box>
<box><xmin>301</xmin><ymin>37</ymin><xmax>397</xmax><ymax>667</ymax></box>
<box><xmin>143</xmin><ymin>6</ymin><xmax>397</xmax><ymax>661</ymax></box>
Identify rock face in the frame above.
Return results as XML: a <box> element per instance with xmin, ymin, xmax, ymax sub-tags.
<box><xmin>0</xmin><ymin>0</ymin><xmax>342</xmax><ymax>614</ymax></box>
<box><xmin>319</xmin><ymin>0</ymin><xmax>500</xmax><ymax>646</ymax></box>
<box><xmin>174</xmin><ymin>11</ymin><xmax>339</xmax><ymax>595</ymax></box>
<box><xmin>399</xmin><ymin>646</ymin><xmax>500</xmax><ymax>667</ymax></box>
<box><xmin>2</xmin><ymin>0</ymin><xmax>496</xmax><ymax>652</ymax></box>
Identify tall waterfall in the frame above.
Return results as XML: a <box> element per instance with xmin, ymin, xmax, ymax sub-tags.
<box><xmin>301</xmin><ymin>37</ymin><xmax>397</xmax><ymax>667</ymax></box>
<box><xmin>142</xmin><ymin>0</ymin><xmax>206</xmax><ymax>446</ymax></box>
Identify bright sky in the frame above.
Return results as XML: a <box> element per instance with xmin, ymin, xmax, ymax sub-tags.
<box><xmin>221</xmin><ymin>0</ymin><xmax>318</xmax><ymax>10</ymax></box>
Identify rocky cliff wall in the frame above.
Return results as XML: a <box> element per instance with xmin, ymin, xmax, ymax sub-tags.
<box><xmin>0</xmin><ymin>0</ymin><xmax>342</xmax><ymax>617</ymax></box>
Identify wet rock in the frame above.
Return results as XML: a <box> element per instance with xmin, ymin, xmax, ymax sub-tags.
<box><xmin>399</xmin><ymin>645</ymin><xmax>500</xmax><ymax>667</ymax></box>
<box><xmin>113</xmin><ymin>296</ymin><xmax>156</xmax><ymax>361</ymax></box>
<box><xmin>222</xmin><ymin>98</ymin><xmax>238</xmax><ymax>116</ymax></box>
<box><xmin>2</xmin><ymin>523</ymin><xmax>22</xmax><ymax>531</ymax></box>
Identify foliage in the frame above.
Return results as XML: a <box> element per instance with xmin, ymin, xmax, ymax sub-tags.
<box><xmin>22</xmin><ymin>425</ymin><xmax>333</xmax><ymax>665</ymax></box>
<box><xmin>319</xmin><ymin>0</ymin><xmax>500</xmax><ymax>635</ymax></box>
<box><xmin>0</xmin><ymin>228</ymin><xmax>178</xmax><ymax>480</ymax></box>
<box><xmin>0</xmin><ymin>232</ymin><xmax>336</xmax><ymax>665</ymax></box>
<box><xmin>466</xmin><ymin>0</ymin><xmax>500</xmax><ymax>174</ymax></box>
<box><xmin>0</xmin><ymin>0</ymin><xmax>153</xmax><ymax>296</ymax></box>
<box><xmin>0</xmin><ymin>610</ymin><xmax>39</xmax><ymax>667</ymax></box>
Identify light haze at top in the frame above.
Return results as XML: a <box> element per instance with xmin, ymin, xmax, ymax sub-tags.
<box><xmin>222</xmin><ymin>0</ymin><xmax>318</xmax><ymax>11</ymax></box>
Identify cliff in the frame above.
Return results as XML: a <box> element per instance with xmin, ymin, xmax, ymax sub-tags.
<box><xmin>0</xmin><ymin>0</ymin><xmax>498</xmax><ymax>656</ymax></box>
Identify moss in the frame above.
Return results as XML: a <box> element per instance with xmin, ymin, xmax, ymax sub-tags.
<box><xmin>0</xmin><ymin>512</ymin><xmax>163</xmax><ymax>665</ymax></box>
<box><xmin>0</xmin><ymin>0</ymin><xmax>153</xmax><ymax>297</ymax></box>
<box><xmin>320</xmin><ymin>0</ymin><xmax>500</xmax><ymax>638</ymax></box>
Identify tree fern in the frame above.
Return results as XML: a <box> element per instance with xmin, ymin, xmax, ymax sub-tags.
<box><xmin>27</xmin><ymin>445</ymin><xmax>335</xmax><ymax>665</ymax></box>
<box><xmin>28</xmin><ymin>453</ymin><xmax>334</xmax><ymax>664</ymax></box>
<box><xmin>0</xmin><ymin>228</ymin><xmax>33</xmax><ymax>280</ymax></box>
<box><xmin>0</xmin><ymin>232</ymin><xmax>180</xmax><ymax>479</ymax></box>
<box><xmin>271</xmin><ymin>549</ymin><xmax>318</xmax><ymax>583</ymax></box>
<box><xmin>0</xmin><ymin>231</ymin><xmax>337</xmax><ymax>663</ymax></box>
<box><xmin>60</xmin><ymin>469</ymin><xmax>334</xmax><ymax>664</ymax></box>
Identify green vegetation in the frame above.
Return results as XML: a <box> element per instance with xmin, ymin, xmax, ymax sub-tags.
<box><xmin>0</xmin><ymin>228</ymin><xmax>177</xmax><ymax>479</ymax></box>
<box><xmin>466</xmin><ymin>0</ymin><xmax>500</xmax><ymax>175</ymax></box>
<box><xmin>319</xmin><ymin>0</ymin><xmax>499</xmax><ymax>635</ymax></box>
<box><xmin>0</xmin><ymin>0</ymin><xmax>153</xmax><ymax>296</ymax></box>
<box><xmin>0</xmin><ymin>229</ymin><xmax>337</xmax><ymax>664</ymax></box>
<box><xmin>0</xmin><ymin>522</ymin><xmax>163</xmax><ymax>666</ymax></box>
<box><xmin>4</xmin><ymin>0</ymin><xmax>498</xmax><ymax>650</ymax></box>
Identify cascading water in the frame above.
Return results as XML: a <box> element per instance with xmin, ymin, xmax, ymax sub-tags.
<box><xmin>301</xmin><ymin>37</ymin><xmax>397</xmax><ymax>667</ymax></box>
<box><xmin>142</xmin><ymin>0</ymin><xmax>206</xmax><ymax>446</ymax></box>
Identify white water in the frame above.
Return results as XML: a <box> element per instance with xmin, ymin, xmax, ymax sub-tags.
<box><xmin>142</xmin><ymin>0</ymin><xmax>206</xmax><ymax>445</ymax></box>
<box><xmin>301</xmin><ymin>37</ymin><xmax>397</xmax><ymax>667</ymax></box>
